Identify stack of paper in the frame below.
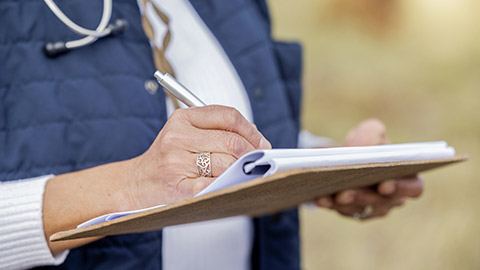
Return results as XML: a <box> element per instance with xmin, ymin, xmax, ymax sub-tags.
<box><xmin>78</xmin><ymin>141</ymin><xmax>455</xmax><ymax>228</ymax></box>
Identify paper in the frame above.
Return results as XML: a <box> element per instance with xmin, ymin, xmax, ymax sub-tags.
<box><xmin>78</xmin><ymin>141</ymin><xmax>455</xmax><ymax>228</ymax></box>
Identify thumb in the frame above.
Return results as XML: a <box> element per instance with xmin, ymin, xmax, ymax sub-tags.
<box><xmin>344</xmin><ymin>118</ymin><xmax>390</xmax><ymax>147</ymax></box>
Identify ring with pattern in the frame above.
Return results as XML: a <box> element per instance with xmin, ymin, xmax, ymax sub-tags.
<box><xmin>196</xmin><ymin>152</ymin><xmax>212</xmax><ymax>177</ymax></box>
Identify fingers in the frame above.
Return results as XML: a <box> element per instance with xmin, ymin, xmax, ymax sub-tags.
<box><xmin>142</xmin><ymin>106</ymin><xmax>271</xmax><ymax>206</ymax></box>
<box><xmin>160</xmin><ymin>124</ymin><xmax>258</xmax><ymax>159</ymax></box>
<box><xmin>316</xmin><ymin>175</ymin><xmax>424</xmax><ymax>220</ymax></box>
<box><xmin>189</xmin><ymin>128</ymin><xmax>257</xmax><ymax>159</ymax></box>
<box><xmin>177</xmin><ymin>177</ymin><xmax>216</xmax><ymax>199</ymax></box>
<box><xmin>210</xmin><ymin>153</ymin><xmax>236</xmax><ymax>177</ymax></box>
<box><xmin>377</xmin><ymin>180</ymin><xmax>396</xmax><ymax>195</ymax></box>
<box><xmin>335</xmin><ymin>190</ymin><xmax>357</xmax><ymax>205</ymax></box>
<box><xmin>343</xmin><ymin>189</ymin><xmax>403</xmax><ymax>207</ymax></box>
<box><xmin>315</xmin><ymin>196</ymin><xmax>334</xmax><ymax>208</ymax></box>
<box><xmin>175</xmin><ymin>105</ymin><xmax>271</xmax><ymax>150</ymax></box>
<box><xmin>316</xmin><ymin>188</ymin><xmax>407</xmax><ymax>220</ymax></box>
<box><xmin>378</xmin><ymin>176</ymin><xmax>423</xmax><ymax>198</ymax></box>
<box><xmin>175</xmin><ymin>152</ymin><xmax>236</xmax><ymax>200</ymax></box>
<box><xmin>333</xmin><ymin>189</ymin><xmax>406</xmax><ymax>219</ymax></box>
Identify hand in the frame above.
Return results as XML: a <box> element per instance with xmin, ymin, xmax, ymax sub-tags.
<box><xmin>314</xmin><ymin>118</ymin><xmax>424</xmax><ymax>220</ymax></box>
<box><xmin>43</xmin><ymin>105</ymin><xmax>271</xmax><ymax>254</ymax></box>
<box><xmin>124</xmin><ymin>105</ymin><xmax>271</xmax><ymax>210</ymax></box>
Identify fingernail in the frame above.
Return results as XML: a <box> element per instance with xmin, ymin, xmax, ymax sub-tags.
<box><xmin>380</xmin><ymin>181</ymin><xmax>396</xmax><ymax>195</ymax></box>
<box><xmin>259</xmin><ymin>137</ymin><xmax>272</xmax><ymax>149</ymax></box>
<box><xmin>317</xmin><ymin>198</ymin><xmax>333</xmax><ymax>208</ymax></box>
<box><xmin>338</xmin><ymin>191</ymin><xmax>355</xmax><ymax>205</ymax></box>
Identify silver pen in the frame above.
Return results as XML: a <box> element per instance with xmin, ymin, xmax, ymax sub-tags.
<box><xmin>154</xmin><ymin>71</ymin><xmax>207</xmax><ymax>107</ymax></box>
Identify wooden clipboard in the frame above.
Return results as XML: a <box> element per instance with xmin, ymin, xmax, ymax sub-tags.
<box><xmin>51</xmin><ymin>155</ymin><xmax>467</xmax><ymax>242</ymax></box>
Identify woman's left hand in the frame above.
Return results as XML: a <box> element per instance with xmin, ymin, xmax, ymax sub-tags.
<box><xmin>314</xmin><ymin>118</ymin><xmax>424</xmax><ymax>220</ymax></box>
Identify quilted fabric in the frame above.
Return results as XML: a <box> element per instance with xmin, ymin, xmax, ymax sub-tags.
<box><xmin>0</xmin><ymin>0</ymin><xmax>302</xmax><ymax>269</ymax></box>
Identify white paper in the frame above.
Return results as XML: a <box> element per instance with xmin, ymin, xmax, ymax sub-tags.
<box><xmin>78</xmin><ymin>141</ymin><xmax>455</xmax><ymax>228</ymax></box>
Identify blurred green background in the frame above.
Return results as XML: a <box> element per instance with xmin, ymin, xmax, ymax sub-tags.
<box><xmin>267</xmin><ymin>0</ymin><xmax>479</xmax><ymax>269</ymax></box>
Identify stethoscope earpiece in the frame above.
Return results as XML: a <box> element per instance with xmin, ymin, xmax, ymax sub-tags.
<box><xmin>109</xmin><ymin>18</ymin><xmax>129</xmax><ymax>35</ymax></box>
<box><xmin>44</xmin><ymin>41</ymin><xmax>68</xmax><ymax>57</ymax></box>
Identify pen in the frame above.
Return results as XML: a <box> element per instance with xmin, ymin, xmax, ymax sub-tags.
<box><xmin>154</xmin><ymin>71</ymin><xmax>207</xmax><ymax>107</ymax></box>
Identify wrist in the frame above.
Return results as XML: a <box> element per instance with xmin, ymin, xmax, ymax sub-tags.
<box><xmin>104</xmin><ymin>157</ymin><xmax>143</xmax><ymax>213</ymax></box>
<box><xmin>74</xmin><ymin>155</ymin><xmax>151</xmax><ymax>214</ymax></box>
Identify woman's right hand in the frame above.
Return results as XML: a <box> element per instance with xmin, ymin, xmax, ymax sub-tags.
<box><xmin>123</xmin><ymin>105</ymin><xmax>272</xmax><ymax>210</ymax></box>
<box><xmin>43</xmin><ymin>105</ymin><xmax>270</xmax><ymax>254</ymax></box>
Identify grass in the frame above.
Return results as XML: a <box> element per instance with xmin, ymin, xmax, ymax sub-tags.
<box><xmin>267</xmin><ymin>0</ymin><xmax>480</xmax><ymax>269</ymax></box>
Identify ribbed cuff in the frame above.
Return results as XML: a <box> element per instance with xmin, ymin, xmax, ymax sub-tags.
<box><xmin>0</xmin><ymin>175</ymin><xmax>69</xmax><ymax>270</ymax></box>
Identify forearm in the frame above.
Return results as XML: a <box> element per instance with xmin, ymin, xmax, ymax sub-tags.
<box><xmin>43</xmin><ymin>158</ymin><xmax>136</xmax><ymax>255</ymax></box>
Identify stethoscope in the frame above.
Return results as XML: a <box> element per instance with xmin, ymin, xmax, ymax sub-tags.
<box><xmin>44</xmin><ymin>0</ymin><xmax>128</xmax><ymax>57</ymax></box>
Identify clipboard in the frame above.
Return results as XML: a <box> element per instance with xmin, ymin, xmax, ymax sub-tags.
<box><xmin>51</xmin><ymin>155</ymin><xmax>466</xmax><ymax>242</ymax></box>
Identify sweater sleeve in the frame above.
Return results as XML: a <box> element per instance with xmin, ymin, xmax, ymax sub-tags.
<box><xmin>298</xmin><ymin>129</ymin><xmax>335</xmax><ymax>148</ymax></box>
<box><xmin>0</xmin><ymin>175</ymin><xmax>69</xmax><ymax>270</ymax></box>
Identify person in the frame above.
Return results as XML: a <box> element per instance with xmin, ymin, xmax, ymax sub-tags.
<box><xmin>0</xmin><ymin>0</ymin><xmax>423</xmax><ymax>269</ymax></box>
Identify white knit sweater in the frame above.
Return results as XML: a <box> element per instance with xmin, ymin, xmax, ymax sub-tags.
<box><xmin>0</xmin><ymin>175</ymin><xmax>68</xmax><ymax>270</ymax></box>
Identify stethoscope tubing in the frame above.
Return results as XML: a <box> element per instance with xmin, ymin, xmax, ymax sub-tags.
<box><xmin>43</xmin><ymin>0</ymin><xmax>128</xmax><ymax>56</ymax></box>
<box><xmin>44</xmin><ymin>0</ymin><xmax>112</xmax><ymax>39</ymax></box>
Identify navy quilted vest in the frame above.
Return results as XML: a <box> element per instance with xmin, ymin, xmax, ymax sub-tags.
<box><xmin>0</xmin><ymin>0</ymin><xmax>302</xmax><ymax>269</ymax></box>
